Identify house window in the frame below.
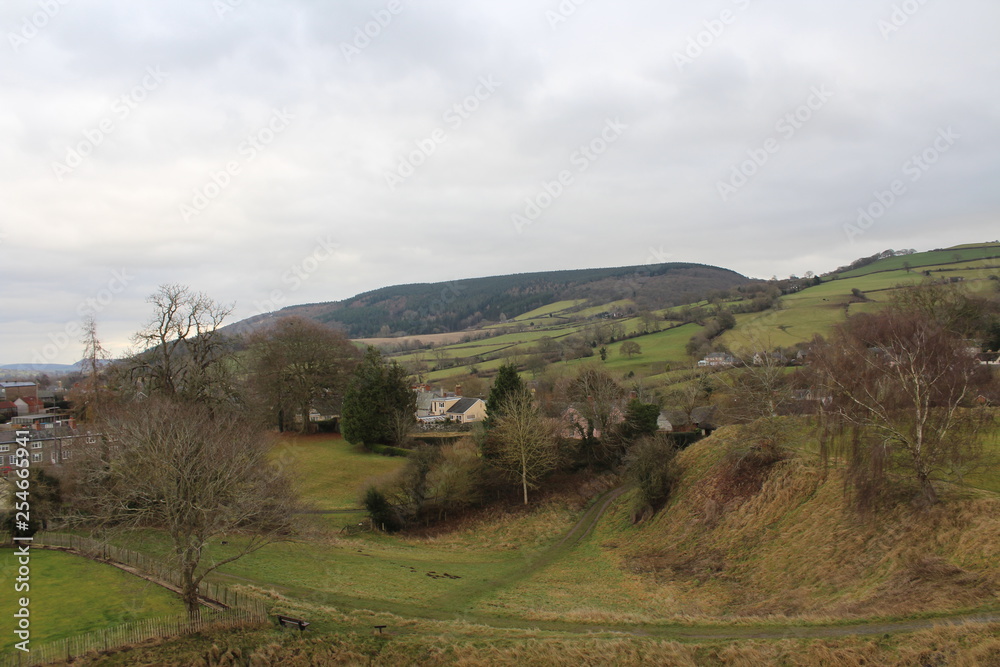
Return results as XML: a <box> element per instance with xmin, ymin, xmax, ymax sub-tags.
<box><xmin>31</xmin><ymin>442</ymin><xmax>42</xmax><ymax>449</ymax></box>
<box><xmin>0</xmin><ymin>445</ymin><xmax>8</xmax><ymax>453</ymax></box>
<box><xmin>31</xmin><ymin>453</ymin><xmax>42</xmax><ymax>462</ymax></box>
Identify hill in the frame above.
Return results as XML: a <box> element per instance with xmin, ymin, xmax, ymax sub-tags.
<box><xmin>380</xmin><ymin>241</ymin><xmax>1000</xmax><ymax>387</ymax></box>
<box><xmin>227</xmin><ymin>262</ymin><xmax>749</xmax><ymax>338</ymax></box>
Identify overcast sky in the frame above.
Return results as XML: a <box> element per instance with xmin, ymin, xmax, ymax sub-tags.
<box><xmin>2</xmin><ymin>0</ymin><xmax>998</xmax><ymax>365</ymax></box>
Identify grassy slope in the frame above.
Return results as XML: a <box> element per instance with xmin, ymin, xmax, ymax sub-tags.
<box><xmin>274</xmin><ymin>434</ymin><xmax>408</xmax><ymax>509</ymax></box>
<box><xmin>0</xmin><ymin>549</ymin><xmax>184</xmax><ymax>650</ymax></box>
<box><xmin>476</xmin><ymin>425</ymin><xmax>1000</xmax><ymax>625</ymax></box>
<box><xmin>835</xmin><ymin>244</ymin><xmax>1000</xmax><ymax>278</ymax></box>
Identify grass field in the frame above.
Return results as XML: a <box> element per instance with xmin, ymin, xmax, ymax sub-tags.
<box><xmin>0</xmin><ymin>549</ymin><xmax>184</xmax><ymax>650</ymax></box>
<box><xmin>836</xmin><ymin>244</ymin><xmax>1000</xmax><ymax>278</ymax></box>
<box><xmin>273</xmin><ymin>434</ymin><xmax>408</xmax><ymax>509</ymax></box>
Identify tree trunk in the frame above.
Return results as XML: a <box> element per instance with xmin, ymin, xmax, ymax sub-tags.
<box><xmin>180</xmin><ymin>563</ymin><xmax>200</xmax><ymax>617</ymax></box>
<box><xmin>522</xmin><ymin>467</ymin><xmax>529</xmax><ymax>505</ymax></box>
<box><xmin>918</xmin><ymin>473</ymin><xmax>938</xmax><ymax>507</ymax></box>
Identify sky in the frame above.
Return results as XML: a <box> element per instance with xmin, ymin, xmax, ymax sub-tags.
<box><xmin>2</xmin><ymin>0</ymin><xmax>999</xmax><ymax>365</ymax></box>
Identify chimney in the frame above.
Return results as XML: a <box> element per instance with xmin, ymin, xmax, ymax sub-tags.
<box><xmin>455</xmin><ymin>384</ymin><xmax>463</xmax><ymax>396</ymax></box>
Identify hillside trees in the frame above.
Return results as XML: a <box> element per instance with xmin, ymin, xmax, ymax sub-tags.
<box><xmin>248</xmin><ymin>317</ymin><xmax>360</xmax><ymax>432</ymax></box>
<box><xmin>341</xmin><ymin>346</ymin><xmax>416</xmax><ymax>447</ymax></box>
<box><xmin>76</xmin><ymin>399</ymin><xmax>297</xmax><ymax>615</ymax></box>
<box><xmin>811</xmin><ymin>306</ymin><xmax>993</xmax><ymax>508</ymax></box>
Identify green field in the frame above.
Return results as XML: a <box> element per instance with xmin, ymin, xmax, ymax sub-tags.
<box><xmin>835</xmin><ymin>244</ymin><xmax>1000</xmax><ymax>278</ymax></box>
<box><xmin>274</xmin><ymin>434</ymin><xmax>408</xmax><ymax>509</ymax></box>
<box><xmin>0</xmin><ymin>549</ymin><xmax>184</xmax><ymax>650</ymax></box>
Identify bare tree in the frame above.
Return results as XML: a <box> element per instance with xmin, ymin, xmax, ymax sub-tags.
<box><xmin>491</xmin><ymin>391</ymin><xmax>559</xmax><ymax>504</ymax></box>
<box><xmin>248</xmin><ymin>317</ymin><xmax>360</xmax><ymax>432</ymax></box>
<box><xmin>126</xmin><ymin>285</ymin><xmax>235</xmax><ymax>402</ymax></box>
<box><xmin>811</xmin><ymin>307</ymin><xmax>992</xmax><ymax>508</ymax></box>
<box><xmin>72</xmin><ymin>315</ymin><xmax>109</xmax><ymax>422</ymax></box>
<box><xmin>76</xmin><ymin>399</ymin><xmax>297</xmax><ymax>615</ymax></box>
<box><xmin>565</xmin><ymin>367</ymin><xmax>626</xmax><ymax>446</ymax></box>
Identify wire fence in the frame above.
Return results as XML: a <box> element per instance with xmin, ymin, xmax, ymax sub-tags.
<box><xmin>0</xmin><ymin>531</ymin><xmax>271</xmax><ymax>667</ymax></box>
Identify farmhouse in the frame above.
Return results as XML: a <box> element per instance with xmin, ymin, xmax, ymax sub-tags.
<box><xmin>698</xmin><ymin>352</ymin><xmax>736</xmax><ymax>368</ymax></box>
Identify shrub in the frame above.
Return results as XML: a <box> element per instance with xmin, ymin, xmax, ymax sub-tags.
<box><xmin>625</xmin><ymin>435</ymin><xmax>680</xmax><ymax>523</ymax></box>
<box><xmin>363</xmin><ymin>486</ymin><xmax>401</xmax><ymax>532</ymax></box>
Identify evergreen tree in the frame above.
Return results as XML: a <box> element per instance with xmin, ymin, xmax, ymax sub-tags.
<box><xmin>341</xmin><ymin>346</ymin><xmax>416</xmax><ymax>446</ymax></box>
<box><xmin>485</xmin><ymin>362</ymin><xmax>525</xmax><ymax>427</ymax></box>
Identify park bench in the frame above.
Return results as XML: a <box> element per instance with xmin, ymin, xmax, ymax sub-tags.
<box><xmin>276</xmin><ymin>614</ymin><xmax>310</xmax><ymax>632</ymax></box>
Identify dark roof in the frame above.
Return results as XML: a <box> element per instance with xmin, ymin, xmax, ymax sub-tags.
<box><xmin>446</xmin><ymin>398</ymin><xmax>480</xmax><ymax>414</ymax></box>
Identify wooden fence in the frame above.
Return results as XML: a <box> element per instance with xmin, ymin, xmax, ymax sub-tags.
<box><xmin>0</xmin><ymin>608</ymin><xmax>266</xmax><ymax>667</ymax></box>
<box><xmin>0</xmin><ymin>532</ymin><xmax>271</xmax><ymax>666</ymax></box>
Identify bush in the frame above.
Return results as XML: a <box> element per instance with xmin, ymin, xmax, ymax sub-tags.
<box><xmin>363</xmin><ymin>486</ymin><xmax>401</xmax><ymax>532</ymax></box>
<box><xmin>624</xmin><ymin>435</ymin><xmax>680</xmax><ymax>523</ymax></box>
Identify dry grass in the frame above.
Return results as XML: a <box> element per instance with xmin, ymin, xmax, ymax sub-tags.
<box><xmin>60</xmin><ymin>620</ymin><xmax>1000</xmax><ymax>666</ymax></box>
<box><xmin>474</xmin><ymin>423</ymin><xmax>1000</xmax><ymax>625</ymax></box>
<box><xmin>621</xmin><ymin>425</ymin><xmax>1000</xmax><ymax>620</ymax></box>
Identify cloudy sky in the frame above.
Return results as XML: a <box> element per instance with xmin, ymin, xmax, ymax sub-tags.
<box><xmin>2</xmin><ymin>0</ymin><xmax>998</xmax><ymax>365</ymax></box>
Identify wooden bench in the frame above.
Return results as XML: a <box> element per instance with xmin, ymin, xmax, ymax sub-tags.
<box><xmin>374</xmin><ymin>625</ymin><xmax>387</xmax><ymax>634</ymax></box>
<box><xmin>276</xmin><ymin>614</ymin><xmax>310</xmax><ymax>632</ymax></box>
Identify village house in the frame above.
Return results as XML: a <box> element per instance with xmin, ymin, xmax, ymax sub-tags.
<box><xmin>0</xmin><ymin>418</ymin><xmax>94</xmax><ymax>472</ymax></box>
<box><xmin>413</xmin><ymin>385</ymin><xmax>487</xmax><ymax>425</ymax></box>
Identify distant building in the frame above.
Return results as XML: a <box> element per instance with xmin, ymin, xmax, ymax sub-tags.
<box><xmin>698</xmin><ymin>353</ymin><xmax>736</xmax><ymax>368</ymax></box>
<box><xmin>0</xmin><ymin>382</ymin><xmax>38</xmax><ymax>402</ymax></box>
<box><xmin>13</xmin><ymin>397</ymin><xmax>44</xmax><ymax>416</ymax></box>
<box><xmin>0</xmin><ymin>420</ymin><xmax>94</xmax><ymax>471</ymax></box>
